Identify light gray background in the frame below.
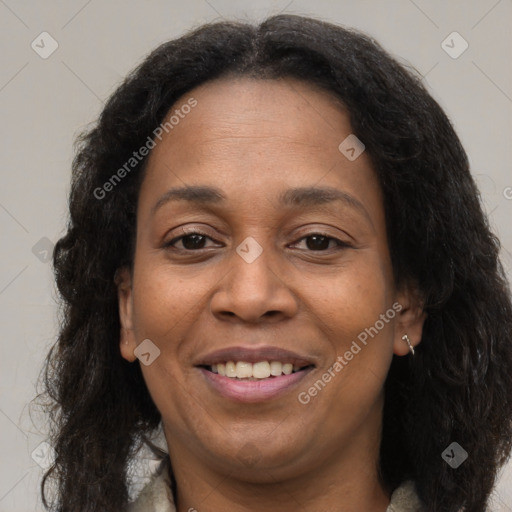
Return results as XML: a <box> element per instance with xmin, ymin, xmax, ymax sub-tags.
<box><xmin>1</xmin><ymin>1</ymin><xmax>511</xmax><ymax>510</ymax></box>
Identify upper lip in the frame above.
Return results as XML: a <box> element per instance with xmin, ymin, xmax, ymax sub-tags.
<box><xmin>195</xmin><ymin>345</ymin><xmax>317</xmax><ymax>368</ymax></box>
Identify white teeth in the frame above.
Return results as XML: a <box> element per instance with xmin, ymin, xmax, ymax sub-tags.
<box><xmin>270</xmin><ymin>361</ymin><xmax>282</xmax><ymax>376</ymax></box>
<box><xmin>209</xmin><ymin>360</ymin><xmax>308</xmax><ymax>379</ymax></box>
<box><xmin>282</xmin><ymin>363</ymin><xmax>293</xmax><ymax>375</ymax></box>
<box><xmin>252</xmin><ymin>361</ymin><xmax>271</xmax><ymax>378</ymax></box>
<box><xmin>235</xmin><ymin>361</ymin><xmax>253</xmax><ymax>379</ymax></box>
<box><xmin>225</xmin><ymin>361</ymin><xmax>237</xmax><ymax>377</ymax></box>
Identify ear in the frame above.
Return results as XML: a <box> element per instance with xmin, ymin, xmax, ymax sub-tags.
<box><xmin>115</xmin><ymin>266</ymin><xmax>137</xmax><ymax>362</ymax></box>
<box><xmin>393</xmin><ymin>284</ymin><xmax>427</xmax><ymax>356</ymax></box>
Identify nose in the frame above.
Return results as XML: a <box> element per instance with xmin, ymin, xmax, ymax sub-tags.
<box><xmin>210</xmin><ymin>243</ymin><xmax>298</xmax><ymax>324</ymax></box>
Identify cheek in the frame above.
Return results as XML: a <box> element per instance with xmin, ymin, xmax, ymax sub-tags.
<box><xmin>310</xmin><ymin>254</ymin><xmax>395</xmax><ymax>392</ymax></box>
<box><xmin>311</xmin><ymin>257</ymin><xmax>392</xmax><ymax>340</ymax></box>
<box><xmin>302</xmin><ymin>264</ymin><xmax>394</xmax><ymax>426</ymax></box>
<box><xmin>131</xmin><ymin>261</ymin><xmax>208</xmax><ymax>339</ymax></box>
<box><xmin>129</xmin><ymin>262</ymin><xmax>206</xmax><ymax>421</ymax></box>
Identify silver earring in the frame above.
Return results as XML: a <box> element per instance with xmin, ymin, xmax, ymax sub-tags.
<box><xmin>402</xmin><ymin>334</ymin><xmax>415</xmax><ymax>356</ymax></box>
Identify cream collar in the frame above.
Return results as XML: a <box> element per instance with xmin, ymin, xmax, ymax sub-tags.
<box><xmin>129</xmin><ymin>463</ymin><xmax>424</xmax><ymax>512</ymax></box>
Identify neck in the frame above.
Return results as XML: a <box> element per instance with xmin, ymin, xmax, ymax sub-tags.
<box><xmin>166</xmin><ymin>409</ymin><xmax>391</xmax><ymax>512</ymax></box>
<box><xmin>174</xmin><ymin>463</ymin><xmax>390</xmax><ymax>512</ymax></box>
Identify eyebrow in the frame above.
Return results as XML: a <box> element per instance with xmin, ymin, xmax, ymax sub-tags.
<box><xmin>151</xmin><ymin>184</ymin><xmax>373</xmax><ymax>227</ymax></box>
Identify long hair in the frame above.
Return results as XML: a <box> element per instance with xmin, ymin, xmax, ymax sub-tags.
<box><xmin>41</xmin><ymin>14</ymin><xmax>512</xmax><ymax>511</ymax></box>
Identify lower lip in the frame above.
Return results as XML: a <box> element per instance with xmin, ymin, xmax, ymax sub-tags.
<box><xmin>198</xmin><ymin>367</ymin><xmax>314</xmax><ymax>403</ymax></box>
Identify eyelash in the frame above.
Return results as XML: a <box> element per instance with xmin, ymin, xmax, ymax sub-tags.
<box><xmin>164</xmin><ymin>230</ymin><xmax>351</xmax><ymax>253</ymax></box>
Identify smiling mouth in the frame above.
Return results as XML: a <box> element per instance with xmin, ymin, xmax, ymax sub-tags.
<box><xmin>200</xmin><ymin>361</ymin><xmax>315</xmax><ymax>380</ymax></box>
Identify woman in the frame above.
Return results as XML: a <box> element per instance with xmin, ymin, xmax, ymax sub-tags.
<box><xmin>41</xmin><ymin>14</ymin><xmax>512</xmax><ymax>512</ymax></box>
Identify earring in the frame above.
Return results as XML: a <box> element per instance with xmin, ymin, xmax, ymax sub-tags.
<box><xmin>402</xmin><ymin>334</ymin><xmax>415</xmax><ymax>356</ymax></box>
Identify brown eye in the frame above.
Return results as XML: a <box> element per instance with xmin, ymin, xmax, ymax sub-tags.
<box><xmin>305</xmin><ymin>235</ymin><xmax>331</xmax><ymax>251</ymax></box>
<box><xmin>294</xmin><ymin>234</ymin><xmax>350</xmax><ymax>252</ymax></box>
<box><xmin>165</xmin><ymin>231</ymin><xmax>217</xmax><ymax>251</ymax></box>
<box><xmin>180</xmin><ymin>234</ymin><xmax>208</xmax><ymax>250</ymax></box>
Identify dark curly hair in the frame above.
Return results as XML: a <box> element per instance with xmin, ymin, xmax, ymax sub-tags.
<box><xmin>40</xmin><ymin>14</ymin><xmax>512</xmax><ymax>512</ymax></box>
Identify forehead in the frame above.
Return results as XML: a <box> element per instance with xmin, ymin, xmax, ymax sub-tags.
<box><xmin>147</xmin><ymin>77</ymin><xmax>353</xmax><ymax>166</ymax></box>
<box><xmin>139</xmin><ymin>77</ymin><xmax>381</xmax><ymax>217</ymax></box>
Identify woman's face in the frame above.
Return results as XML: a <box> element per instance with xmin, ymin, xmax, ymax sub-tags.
<box><xmin>118</xmin><ymin>77</ymin><xmax>424</xmax><ymax>482</ymax></box>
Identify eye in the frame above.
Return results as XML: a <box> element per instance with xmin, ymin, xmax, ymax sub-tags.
<box><xmin>164</xmin><ymin>231</ymin><xmax>220</xmax><ymax>251</ymax></box>
<box><xmin>292</xmin><ymin>233</ymin><xmax>350</xmax><ymax>251</ymax></box>
<box><xmin>164</xmin><ymin>230</ymin><xmax>351</xmax><ymax>253</ymax></box>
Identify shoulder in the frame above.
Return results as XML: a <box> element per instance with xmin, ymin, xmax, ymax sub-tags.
<box><xmin>387</xmin><ymin>480</ymin><xmax>425</xmax><ymax>512</ymax></box>
<box><xmin>128</xmin><ymin>460</ymin><xmax>175</xmax><ymax>512</ymax></box>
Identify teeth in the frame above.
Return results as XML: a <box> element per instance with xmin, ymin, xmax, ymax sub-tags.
<box><xmin>253</xmin><ymin>361</ymin><xmax>270</xmax><ymax>378</ymax></box>
<box><xmin>225</xmin><ymin>361</ymin><xmax>236</xmax><ymax>377</ymax></box>
<box><xmin>282</xmin><ymin>363</ymin><xmax>293</xmax><ymax>375</ymax></box>
<box><xmin>236</xmin><ymin>362</ymin><xmax>252</xmax><ymax>379</ymax></box>
<box><xmin>210</xmin><ymin>361</ymin><xmax>308</xmax><ymax>379</ymax></box>
<box><xmin>270</xmin><ymin>361</ymin><xmax>282</xmax><ymax>376</ymax></box>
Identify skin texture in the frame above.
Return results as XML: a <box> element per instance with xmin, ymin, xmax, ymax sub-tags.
<box><xmin>117</xmin><ymin>77</ymin><xmax>426</xmax><ymax>512</ymax></box>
